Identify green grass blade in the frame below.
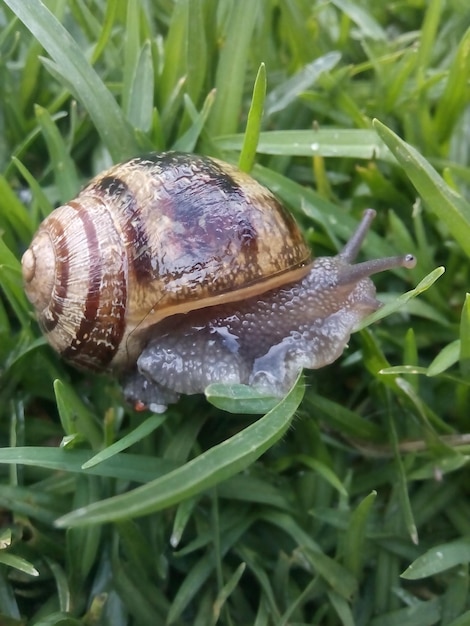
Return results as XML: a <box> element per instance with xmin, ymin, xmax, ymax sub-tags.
<box><xmin>126</xmin><ymin>41</ymin><xmax>154</xmax><ymax>132</ymax></box>
<box><xmin>0</xmin><ymin>175</ymin><xmax>34</xmax><ymax>242</ymax></box>
<box><xmin>0</xmin><ymin>483</ymin><xmax>67</xmax><ymax>524</ymax></box>
<box><xmin>238</xmin><ymin>546</ymin><xmax>281</xmax><ymax>619</ymax></box>
<box><xmin>388</xmin><ymin>408</ymin><xmax>418</xmax><ymax>545</ymax></box>
<box><xmin>370</xmin><ymin>598</ymin><xmax>441</xmax><ymax>626</ymax></box>
<box><xmin>4</xmin><ymin>0</ymin><xmax>138</xmax><ymax>160</ymax></box>
<box><xmin>415</xmin><ymin>0</ymin><xmax>444</xmax><ymax>81</ymax></box>
<box><xmin>160</xmin><ymin>0</ymin><xmax>189</xmax><ymax>106</ymax></box>
<box><xmin>55</xmin><ymin>377</ymin><xmax>304</xmax><ymax>527</ymax></box>
<box><xmin>45</xmin><ymin>558</ymin><xmax>71</xmax><ymax>614</ymax></box>
<box><xmin>172</xmin><ymin>89</ymin><xmax>216</xmax><ymax>152</ymax></box>
<box><xmin>205</xmin><ymin>382</ymin><xmax>281</xmax><ymax>414</ymax></box>
<box><xmin>0</xmin><ymin>553</ymin><xmax>39</xmax><ymax>577</ymax></box>
<box><xmin>303</xmin><ymin>547</ymin><xmax>358</xmax><ymax>599</ymax></box>
<box><xmin>328</xmin><ymin>590</ymin><xmax>355</xmax><ymax>626</ymax></box>
<box><xmin>306</xmin><ymin>392</ymin><xmax>383</xmax><ymax>441</ymax></box>
<box><xmin>121</xmin><ymin>0</ymin><xmax>141</xmax><ymax>117</ymax></box>
<box><xmin>402</xmin><ymin>538</ymin><xmax>470</xmax><ymax>579</ymax></box>
<box><xmin>0</xmin><ymin>447</ymin><xmax>175</xmax><ymax>483</ymax></box>
<box><xmin>265</xmin><ymin>52</ymin><xmax>341</xmax><ymax>116</ymax></box>
<box><xmin>434</xmin><ymin>27</ymin><xmax>470</xmax><ymax>145</ymax></box>
<box><xmin>11</xmin><ymin>157</ymin><xmax>54</xmax><ymax>221</ymax></box>
<box><xmin>238</xmin><ymin>63</ymin><xmax>267</xmax><ymax>173</ymax></box>
<box><xmin>427</xmin><ymin>340</ymin><xmax>460</xmax><ymax>376</ymax></box>
<box><xmin>356</xmin><ymin>267</ymin><xmax>445</xmax><ymax>330</ymax></box>
<box><xmin>0</xmin><ymin>239</ymin><xmax>30</xmax><ymax>327</ymax></box>
<box><xmin>343</xmin><ymin>491</ymin><xmax>377</xmax><ymax>578</ymax></box>
<box><xmin>54</xmin><ymin>380</ymin><xmax>102</xmax><ymax>449</ymax></box>
<box><xmin>212</xmin><ymin>562</ymin><xmax>246</xmax><ymax>625</ymax></box>
<box><xmin>459</xmin><ymin>294</ymin><xmax>470</xmax><ymax>377</ymax></box>
<box><xmin>34</xmin><ymin>105</ymin><xmax>79</xmax><ymax>202</ymax></box>
<box><xmin>296</xmin><ymin>454</ymin><xmax>348</xmax><ymax>497</ymax></box>
<box><xmin>331</xmin><ymin>0</ymin><xmax>386</xmax><ymax>40</ymax></box>
<box><xmin>90</xmin><ymin>0</ymin><xmax>118</xmax><ymax>64</ymax></box>
<box><xmin>168</xmin><ymin>517</ymin><xmax>254</xmax><ymax>623</ymax></box>
<box><xmin>373</xmin><ymin>119</ymin><xmax>470</xmax><ymax>258</ymax></box>
<box><xmin>81</xmin><ymin>415</ymin><xmax>167</xmax><ymax>469</ymax></box>
<box><xmin>207</xmin><ymin>0</ymin><xmax>259</xmax><ymax>135</ymax></box>
<box><xmin>186</xmin><ymin>0</ymin><xmax>208</xmax><ymax>105</ymax></box>
<box><xmin>218</xmin><ymin>128</ymin><xmax>393</xmax><ymax>160</ymax></box>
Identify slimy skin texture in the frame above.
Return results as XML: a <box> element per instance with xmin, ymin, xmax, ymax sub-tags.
<box><xmin>123</xmin><ymin>255</ymin><xmax>380</xmax><ymax>412</ymax></box>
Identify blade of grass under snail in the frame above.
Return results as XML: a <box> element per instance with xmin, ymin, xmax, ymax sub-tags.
<box><xmin>373</xmin><ymin>119</ymin><xmax>470</xmax><ymax>258</ymax></box>
<box><xmin>238</xmin><ymin>62</ymin><xmax>267</xmax><ymax>173</ymax></box>
<box><xmin>4</xmin><ymin>0</ymin><xmax>139</xmax><ymax>162</ymax></box>
<box><xmin>205</xmin><ymin>383</ymin><xmax>281</xmax><ymax>414</ymax></box>
<box><xmin>54</xmin><ymin>376</ymin><xmax>304</xmax><ymax>528</ymax></box>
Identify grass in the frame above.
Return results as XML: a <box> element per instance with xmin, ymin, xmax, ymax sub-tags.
<box><xmin>1</xmin><ymin>0</ymin><xmax>470</xmax><ymax>624</ymax></box>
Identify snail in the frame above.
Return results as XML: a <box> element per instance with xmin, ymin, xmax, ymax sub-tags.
<box><xmin>22</xmin><ymin>152</ymin><xmax>416</xmax><ymax>412</ymax></box>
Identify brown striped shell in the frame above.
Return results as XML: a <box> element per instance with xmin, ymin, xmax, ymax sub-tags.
<box><xmin>22</xmin><ymin>152</ymin><xmax>311</xmax><ymax>371</ymax></box>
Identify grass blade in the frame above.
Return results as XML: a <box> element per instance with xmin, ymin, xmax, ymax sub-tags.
<box><xmin>373</xmin><ymin>119</ymin><xmax>470</xmax><ymax>258</ymax></box>
<box><xmin>55</xmin><ymin>377</ymin><xmax>304</xmax><ymax>527</ymax></box>
<box><xmin>207</xmin><ymin>0</ymin><xmax>259</xmax><ymax>135</ymax></box>
<box><xmin>217</xmin><ymin>128</ymin><xmax>393</xmax><ymax>160</ymax></box>
<box><xmin>238</xmin><ymin>63</ymin><xmax>266</xmax><ymax>173</ymax></box>
<box><xmin>81</xmin><ymin>415</ymin><xmax>167</xmax><ymax>469</ymax></box>
<box><xmin>402</xmin><ymin>538</ymin><xmax>470</xmax><ymax>579</ymax></box>
<box><xmin>4</xmin><ymin>0</ymin><xmax>138</xmax><ymax>160</ymax></box>
<box><xmin>34</xmin><ymin>104</ymin><xmax>79</xmax><ymax>202</ymax></box>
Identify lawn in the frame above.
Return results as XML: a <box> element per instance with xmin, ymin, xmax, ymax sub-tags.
<box><xmin>1</xmin><ymin>1</ymin><xmax>470</xmax><ymax>625</ymax></box>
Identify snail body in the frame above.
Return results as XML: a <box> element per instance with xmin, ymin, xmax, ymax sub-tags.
<box><xmin>22</xmin><ymin>152</ymin><xmax>415</xmax><ymax>412</ymax></box>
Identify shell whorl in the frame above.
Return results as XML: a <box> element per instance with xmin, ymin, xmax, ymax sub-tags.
<box><xmin>22</xmin><ymin>152</ymin><xmax>311</xmax><ymax>371</ymax></box>
<box><xmin>22</xmin><ymin>196</ymin><xmax>128</xmax><ymax>370</ymax></box>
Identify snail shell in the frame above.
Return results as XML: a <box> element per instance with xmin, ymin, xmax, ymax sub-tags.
<box><xmin>22</xmin><ymin>152</ymin><xmax>311</xmax><ymax>371</ymax></box>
